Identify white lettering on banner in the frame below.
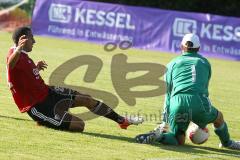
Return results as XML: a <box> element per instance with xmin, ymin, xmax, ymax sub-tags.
<box><xmin>74</xmin><ymin>8</ymin><xmax>135</xmax><ymax>30</ymax></box>
<box><xmin>48</xmin><ymin>25</ymin><xmax>76</xmax><ymax>36</ymax></box>
<box><xmin>223</xmin><ymin>26</ymin><xmax>233</xmax><ymax>41</ymax></box>
<box><xmin>74</xmin><ymin>8</ymin><xmax>85</xmax><ymax>23</ymax></box>
<box><xmin>126</xmin><ymin>14</ymin><xmax>134</xmax><ymax>29</ymax></box>
<box><xmin>86</xmin><ymin>9</ymin><xmax>96</xmax><ymax>25</ymax></box>
<box><xmin>49</xmin><ymin>3</ymin><xmax>72</xmax><ymax>23</ymax></box>
<box><xmin>212</xmin><ymin>24</ymin><xmax>222</xmax><ymax>40</ymax></box>
<box><xmin>233</xmin><ymin>27</ymin><xmax>240</xmax><ymax>41</ymax></box>
<box><xmin>173</xmin><ymin>18</ymin><xmax>240</xmax><ymax>42</ymax></box>
<box><xmin>48</xmin><ymin>3</ymin><xmax>135</xmax><ymax>30</ymax></box>
<box><xmin>47</xmin><ymin>25</ymin><xmax>133</xmax><ymax>41</ymax></box>
<box><xmin>96</xmin><ymin>10</ymin><xmax>105</xmax><ymax>26</ymax></box>
<box><xmin>212</xmin><ymin>45</ymin><xmax>240</xmax><ymax>55</ymax></box>
<box><xmin>105</xmin><ymin>12</ymin><xmax>115</xmax><ymax>27</ymax></box>
<box><xmin>200</xmin><ymin>23</ymin><xmax>211</xmax><ymax>39</ymax></box>
<box><xmin>84</xmin><ymin>29</ymin><xmax>133</xmax><ymax>41</ymax></box>
<box><xmin>115</xmin><ymin>13</ymin><xmax>125</xmax><ymax>29</ymax></box>
<box><xmin>200</xmin><ymin>24</ymin><xmax>240</xmax><ymax>42</ymax></box>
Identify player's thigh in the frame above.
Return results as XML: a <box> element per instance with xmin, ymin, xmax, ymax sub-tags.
<box><xmin>192</xmin><ymin>94</ymin><xmax>218</xmax><ymax>128</ymax></box>
<box><xmin>27</xmin><ymin>105</ymin><xmax>73</xmax><ymax>131</ymax></box>
<box><xmin>169</xmin><ymin>95</ymin><xmax>191</xmax><ymax>136</ymax></box>
<box><xmin>168</xmin><ymin>110</ymin><xmax>189</xmax><ymax>145</ymax></box>
<box><xmin>50</xmin><ymin>86</ymin><xmax>97</xmax><ymax>108</ymax></box>
<box><xmin>27</xmin><ymin>88</ymin><xmax>76</xmax><ymax>130</ymax></box>
<box><xmin>73</xmin><ymin>94</ymin><xmax>98</xmax><ymax>109</ymax></box>
<box><xmin>168</xmin><ymin>112</ymin><xmax>190</xmax><ymax>136</ymax></box>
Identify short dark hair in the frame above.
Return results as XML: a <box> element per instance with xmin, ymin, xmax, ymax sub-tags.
<box><xmin>185</xmin><ymin>41</ymin><xmax>193</xmax><ymax>48</ymax></box>
<box><xmin>12</xmin><ymin>26</ymin><xmax>32</xmax><ymax>45</ymax></box>
<box><xmin>184</xmin><ymin>41</ymin><xmax>199</xmax><ymax>53</ymax></box>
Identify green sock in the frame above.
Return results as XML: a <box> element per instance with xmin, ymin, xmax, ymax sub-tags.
<box><xmin>157</xmin><ymin>132</ymin><xmax>179</xmax><ymax>145</ymax></box>
<box><xmin>214</xmin><ymin>122</ymin><xmax>231</xmax><ymax>146</ymax></box>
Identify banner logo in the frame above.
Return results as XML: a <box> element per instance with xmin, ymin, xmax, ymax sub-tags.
<box><xmin>49</xmin><ymin>3</ymin><xmax>72</xmax><ymax>23</ymax></box>
<box><xmin>173</xmin><ymin>18</ymin><xmax>197</xmax><ymax>37</ymax></box>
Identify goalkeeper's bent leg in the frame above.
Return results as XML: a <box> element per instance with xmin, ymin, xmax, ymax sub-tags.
<box><xmin>213</xmin><ymin>111</ymin><xmax>231</xmax><ymax>147</ymax></box>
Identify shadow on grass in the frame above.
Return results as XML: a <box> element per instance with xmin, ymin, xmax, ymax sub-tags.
<box><xmin>82</xmin><ymin>131</ymin><xmax>135</xmax><ymax>143</ymax></box>
<box><xmin>155</xmin><ymin>143</ymin><xmax>240</xmax><ymax>158</ymax></box>
<box><xmin>192</xmin><ymin>145</ymin><xmax>240</xmax><ymax>158</ymax></box>
<box><xmin>1</xmin><ymin>114</ymin><xmax>239</xmax><ymax>158</ymax></box>
<box><xmin>82</xmin><ymin>131</ymin><xmax>240</xmax><ymax>158</ymax></box>
<box><xmin>0</xmin><ymin>114</ymin><xmax>31</xmax><ymax>122</ymax></box>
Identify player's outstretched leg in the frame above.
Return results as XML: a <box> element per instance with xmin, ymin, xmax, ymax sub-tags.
<box><xmin>214</xmin><ymin>111</ymin><xmax>240</xmax><ymax>150</ymax></box>
<box><xmin>73</xmin><ymin>94</ymin><xmax>143</xmax><ymax>129</ymax></box>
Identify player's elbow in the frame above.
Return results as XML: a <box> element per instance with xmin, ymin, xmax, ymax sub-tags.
<box><xmin>7</xmin><ymin>56</ymin><xmax>18</xmax><ymax>69</ymax></box>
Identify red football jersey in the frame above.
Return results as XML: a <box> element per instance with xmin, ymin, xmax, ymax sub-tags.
<box><xmin>6</xmin><ymin>47</ymin><xmax>49</xmax><ymax>112</ymax></box>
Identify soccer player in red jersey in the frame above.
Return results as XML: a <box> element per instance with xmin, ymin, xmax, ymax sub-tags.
<box><xmin>6</xmin><ymin>26</ymin><xmax>143</xmax><ymax>131</ymax></box>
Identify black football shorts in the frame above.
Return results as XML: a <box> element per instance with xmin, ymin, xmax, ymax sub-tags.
<box><xmin>27</xmin><ymin>86</ymin><xmax>78</xmax><ymax>130</ymax></box>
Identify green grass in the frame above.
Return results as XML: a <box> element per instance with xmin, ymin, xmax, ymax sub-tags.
<box><xmin>0</xmin><ymin>31</ymin><xmax>240</xmax><ymax>160</ymax></box>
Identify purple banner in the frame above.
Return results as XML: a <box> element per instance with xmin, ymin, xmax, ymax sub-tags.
<box><xmin>32</xmin><ymin>0</ymin><xmax>240</xmax><ymax>60</ymax></box>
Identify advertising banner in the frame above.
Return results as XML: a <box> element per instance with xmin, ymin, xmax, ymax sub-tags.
<box><xmin>32</xmin><ymin>0</ymin><xmax>240</xmax><ymax>60</ymax></box>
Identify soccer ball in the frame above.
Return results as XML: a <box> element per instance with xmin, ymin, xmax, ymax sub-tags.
<box><xmin>186</xmin><ymin>122</ymin><xmax>209</xmax><ymax>145</ymax></box>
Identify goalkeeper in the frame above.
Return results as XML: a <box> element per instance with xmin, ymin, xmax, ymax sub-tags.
<box><xmin>135</xmin><ymin>33</ymin><xmax>240</xmax><ymax>150</ymax></box>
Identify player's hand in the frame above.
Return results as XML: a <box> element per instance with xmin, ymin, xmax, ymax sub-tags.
<box><xmin>36</xmin><ymin>61</ymin><xmax>48</xmax><ymax>71</ymax></box>
<box><xmin>16</xmin><ymin>35</ymin><xmax>28</xmax><ymax>53</ymax></box>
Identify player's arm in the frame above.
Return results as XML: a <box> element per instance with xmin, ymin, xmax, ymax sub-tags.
<box><xmin>208</xmin><ymin>62</ymin><xmax>211</xmax><ymax>81</ymax></box>
<box><xmin>162</xmin><ymin>62</ymin><xmax>174</xmax><ymax>123</ymax></box>
<box><xmin>7</xmin><ymin>35</ymin><xmax>27</xmax><ymax>69</ymax></box>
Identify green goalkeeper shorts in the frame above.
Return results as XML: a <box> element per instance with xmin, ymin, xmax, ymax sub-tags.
<box><xmin>168</xmin><ymin>93</ymin><xmax>218</xmax><ymax>135</ymax></box>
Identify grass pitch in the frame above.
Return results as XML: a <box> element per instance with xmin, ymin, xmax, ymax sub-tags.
<box><xmin>0</xmin><ymin>31</ymin><xmax>240</xmax><ymax>160</ymax></box>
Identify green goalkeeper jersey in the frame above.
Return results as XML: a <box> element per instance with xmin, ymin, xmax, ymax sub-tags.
<box><xmin>162</xmin><ymin>51</ymin><xmax>211</xmax><ymax>121</ymax></box>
